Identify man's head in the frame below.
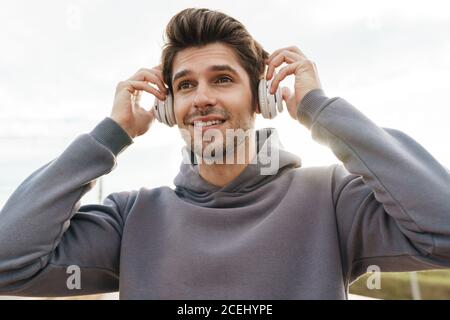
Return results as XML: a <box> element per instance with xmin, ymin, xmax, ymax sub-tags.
<box><xmin>161</xmin><ymin>8</ymin><xmax>268</xmax><ymax>161</ymax></box>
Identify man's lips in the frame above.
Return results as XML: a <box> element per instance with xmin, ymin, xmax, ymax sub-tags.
<box><xmin>188</xmin><ymin>115</ymin><xmax>227</xmax><ymax>125</ymax></box>
<box><xmin>193</xmin><ymin>121</ymin><xmax>227</xmax><ymax>134</ymax></box>
<box><xmin>186</xmin><ymin>116</ymin><xmax>228</xmax><ymax>134</ymax></box>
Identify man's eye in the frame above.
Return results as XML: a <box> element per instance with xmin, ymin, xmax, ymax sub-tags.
<box><xmin>178</xmin><ymin>81</ymin><xmax>193</xmax><ymax>90</ymax></box>
<box><xmin>216</xmin><ymin>76</ymin><xmax>232</xmax><ymax>83</ymax></box>
<box><xmin>177</xmin><ymin>77</ymin><xmax>231</xmax><ymax>90</ymax></box>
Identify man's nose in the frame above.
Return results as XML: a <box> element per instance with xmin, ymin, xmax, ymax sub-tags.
<box><xmin>192</xmin><ymin>83</ymin><xmax>217</xmax><ymax>110</ymax></box>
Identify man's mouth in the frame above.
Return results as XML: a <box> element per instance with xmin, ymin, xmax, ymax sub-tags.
<box><xmin>193</xmin><ymin>119</ymin><xmax>226</xmax><ymax>127</ymax></box>
<box><xmin>188</xmin><ymin>116</ymin><xmax>227</xmax><ymax>132</ymax></box>
<box><xmin>192</xmin><ymin>120</ymin><xmax>226</xmax><ymax>134</ymax></box>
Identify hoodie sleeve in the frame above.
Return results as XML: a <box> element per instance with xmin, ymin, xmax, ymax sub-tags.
<box><xmin>297</xmin><ymin>89</ymin><xmax>450</xmax><ymax>284</ymax></box>
<box><xmin>0</xmin><ymin>117</ymin><xmax>133</xmax><ymax>297</ymax></box>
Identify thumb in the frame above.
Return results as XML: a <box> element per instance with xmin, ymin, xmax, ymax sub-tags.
<box><xmin>281</xmin><ymin>86</ymin><xmax>298</xmax><ymax>120</ymax></box>
<box><xmin>281</xmin><ymin>86</ymin><xmax>291</xmax><ymax>101</ymax></box>
<box><xmin>281</xmin><ymin>86</ymin><xmax>296</xmax><ymax>108</ymax></box>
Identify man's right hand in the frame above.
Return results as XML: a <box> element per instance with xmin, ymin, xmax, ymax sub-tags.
<box><xmin>110</xmin><ymin>66</ymin><xmax>168</xmax><ymax>139</ymax></box>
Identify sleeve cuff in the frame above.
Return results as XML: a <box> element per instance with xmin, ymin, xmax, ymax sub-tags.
<box><xmin>297</xmin><ymin>88</ymin><xmax>337</xmax><ymax>130</ymax></box>
<box><xmin>89</xmin><ymin>117</ymin><xmax>134</xmax><ymax>156</ymax></box>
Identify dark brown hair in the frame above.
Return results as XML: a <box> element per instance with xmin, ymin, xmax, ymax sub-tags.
<box><xmin>161</xmin><ymin>8</ymin><xmax>268</xmax><ymax>108</ymax></box>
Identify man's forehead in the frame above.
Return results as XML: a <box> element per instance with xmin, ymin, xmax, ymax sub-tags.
<box><xmin>172</xmin><ymin>44</ymin><xmax>244</xmax><ymax>78</ymax></box>
<box><xmin>174</xmin><ymin>43</ymin><xmax>238</xmax><ymax>64</ymax></box>
<box><xmin>172</xmin><ymin>64</ymin><xmax>241</xmax><ymax>84</ymax></box>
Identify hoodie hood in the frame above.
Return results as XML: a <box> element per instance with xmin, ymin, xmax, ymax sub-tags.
<box><xmin>173</xmin><ymin>128</ymin><xmax>302</xmax><ymax>200</ymax></box>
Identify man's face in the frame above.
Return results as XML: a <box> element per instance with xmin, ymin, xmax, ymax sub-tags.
<box><xmin>171</xmin><ymin>43</ymin><xmax>256</xmax><ymax>161</ymax></box>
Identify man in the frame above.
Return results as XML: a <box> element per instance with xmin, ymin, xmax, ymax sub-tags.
<box><xmin>1</xmin><ymin>8</ymin><xmax>450</xmax><ymax>300</ymax></box>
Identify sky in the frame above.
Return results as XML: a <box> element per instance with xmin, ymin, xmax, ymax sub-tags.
<box><xmin>1</xmin><ymin>0</ymin><xmax>450</xmax><ymax>206</ymax></box>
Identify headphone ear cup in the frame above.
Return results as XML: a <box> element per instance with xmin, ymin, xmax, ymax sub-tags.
<box><xmin>159</xmin><ymin>94</ymin><xmax>168</xmax><ymax>125</ymax></box>
<box><xmin>258</xmin><ymin>79</ymin><xmax>270</xmax><ymax>118</ymax></box>
<box><xmin>275</xmin><ymin>85</ymin><xmax>283</xmax><ymax>113</ymax></box>
<box><xmin>153</xmin><ymin>98</ymin><xmax>162</xmax><ymax>122</ymax></box>
<box><xmin>153</xmin><ymin>92</ymin><xmax>176</xmax><ymax>127</ymax></box>
<box><xmin>153</xmin><ymin>98</ymin><xmax>165</xmax><ymax>124</ymax></box>
<box><xmin>258</xmin><ymin>79</ymin><xmax>283</xmax><ymax>119</ymax></box>
<box><xmin>165</xmin><ymin>93</ymin><xmax>176</xmax><ymax>127</ymax></box>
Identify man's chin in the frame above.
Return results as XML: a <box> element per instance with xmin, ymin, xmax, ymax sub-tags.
<box><xmin>181</xmin><ymin>123</ymin><xmax>255</xmax><ymax>163</ymax></box>
<box><xmin>194</xmin><ymin>141</ymin><xmax>225</xmax><ymax>158</ymax></box>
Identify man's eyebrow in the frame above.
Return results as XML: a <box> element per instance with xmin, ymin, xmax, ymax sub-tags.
<box><xmin>209</xmin><ymin>64</ymin><xmax>239</xmax><ymax>76</ymax></box>
<box><xmin>172</xmin><ymin>65</ymin><xmax>239</xmax><ymax>84</ymax></box>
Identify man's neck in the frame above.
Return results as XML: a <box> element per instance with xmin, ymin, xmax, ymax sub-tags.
<box><xmin>198</xmin><ymin>137</ymin><xmax>257</xmax><ymax>188</ymax></box>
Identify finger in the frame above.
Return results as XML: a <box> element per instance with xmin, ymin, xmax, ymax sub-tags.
<box><xmin>151</xmin><ymin>65</ymin><xmax>163</xmax><ymax>76</ymax></box>
<box><xmin>281</xmin><ymin>86</ymin><xmax>297</xmax><ymax>118</ymax></box>
<box><xmin>269</xmin><ymin>62</ymin><xmax>299</xmax><ymax>94</ymax></box>
<box><xmin>131</xmin><ymin>89</ymin><xmax>142</xmax><ymax>103</ymax></box>
<box><xmin>129</xmin><ymin>68</ymin><xmax>168</xmax><ymax>94</ymax></box>
<box><xmin>129</xmin><ymin>68</ymin><xmax>167</xmax><ymax>94</ymax></box>
<box><xmin>267</xmin><ymin>46</ymin><xmax>306</xmax><ymax>64</ymax></box>
<box><xmin>266</xmin><ymin>50</ymin><xmax>302</xmax><ymax>80</ymax></box>
<box><xmin>268</xmin><ymin>46</ymin><xmax>305</xmax><ymax>62</ymax></box>
<box><xmin>267</xmin><ymin>47</ymin><xmax>289</xmax><ymax>63</ymax></box>
<box><xmin>281</xmin><ymin>86</ymin><xmax>292</xmax><ymax>102</ymax></box>
<box><xmin>152</xmin><ymin>65</ymin><xmax>164</xmax><ymax>79</ymax></box>
<box><xmin>125</xmin><ymin>80</ymin><xmax>167</xmax><ymax>100</ymax></box>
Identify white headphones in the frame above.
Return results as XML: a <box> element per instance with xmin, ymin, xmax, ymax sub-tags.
<box><xmin>152</xmin><ymin>78</ymin><xmax>284</xmax><ymax>127</ymax></box>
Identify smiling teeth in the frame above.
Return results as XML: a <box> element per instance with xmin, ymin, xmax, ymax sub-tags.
<box><xmin>193</xmin><ymin>120</ymin><xmax>224</xmax><ymax>127</ymax></box>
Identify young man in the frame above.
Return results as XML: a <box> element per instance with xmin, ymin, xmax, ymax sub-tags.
<box><xmin>1</xmin><ymin>8</ymin><xmax>450</xmax><ymax>300</ymax></box>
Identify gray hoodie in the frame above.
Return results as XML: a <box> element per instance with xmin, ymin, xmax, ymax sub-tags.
<box><xmin>1</xmin><ymin>89</ymin><xmax>450</xmax><ymax>299</ymax></box>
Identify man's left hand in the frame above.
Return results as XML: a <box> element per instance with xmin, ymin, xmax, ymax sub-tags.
<box><xmin>266</xmin><ymin>46</ymin><xmax>322</xmax><ymax>120</ymax></box>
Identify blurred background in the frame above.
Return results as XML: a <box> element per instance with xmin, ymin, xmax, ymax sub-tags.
<box><xmin>1</xmin><ymin>0</ymin><xmax>450</xmax><ymax>299</ymax></box>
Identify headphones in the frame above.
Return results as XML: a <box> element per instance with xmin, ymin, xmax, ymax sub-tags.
<box><xmin>152</xmin><ymin>77</ymin><xmax>284</xmax><ymax>127</ymax></box>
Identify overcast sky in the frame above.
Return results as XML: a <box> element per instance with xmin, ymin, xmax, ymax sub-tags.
<box><xmin>1</xmin><ymin>0</ymin><xmax>450</xmax><ymax>203</ymax></box>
